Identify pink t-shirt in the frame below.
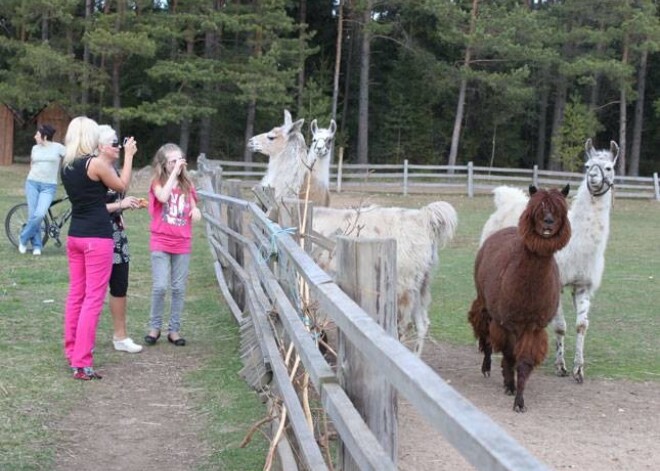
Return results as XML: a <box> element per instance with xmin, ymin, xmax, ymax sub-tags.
<box><xmin>149</xmin><ymin>184</ymin><xmax>198</xmax><ymax>254</ymax></box>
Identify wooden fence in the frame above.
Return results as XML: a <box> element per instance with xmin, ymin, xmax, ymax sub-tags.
<box><xmin>196</xmin><ymin>157</ymin><xmax>551</xmax><ymax>471</ymax></box>
<box><xmin>208</xmin><ymin>157</ymin><xmax>660</xmax><ymax>200</ymax></box>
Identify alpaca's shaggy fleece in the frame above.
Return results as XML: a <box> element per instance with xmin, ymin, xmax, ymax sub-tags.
<box><xmin>311</xmin><ymin>201</ymin><xmax>458</xmax><ymax>354</ymax></box>
<box><xmin>470</xmin><ymin>185</ymin><xmax>571</xmax><ymax>412</ymax></box>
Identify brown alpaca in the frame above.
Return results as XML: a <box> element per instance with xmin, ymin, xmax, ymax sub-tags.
<box><xmin>468</xmin><ymin>185</ymin><xmax>571</xmax><ymax>412</ymax></box>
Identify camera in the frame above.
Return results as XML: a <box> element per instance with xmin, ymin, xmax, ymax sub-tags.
<box><xmin>123</xmin><ymin>137</ymin><xmax>129</xmax><ymax>146</ymax></box>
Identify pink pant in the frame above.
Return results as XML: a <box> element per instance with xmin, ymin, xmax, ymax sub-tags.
<box><xmin>64</xmin><ymin>236</ymin><xmax>114</xmax><ymax>368</ymax></box>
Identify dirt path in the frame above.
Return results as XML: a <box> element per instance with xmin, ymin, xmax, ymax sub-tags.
<box><xmin>53</xmin><ymin>345</ymin><xmax>208</xmax><ymax>471</ymax></box>
<box><xmin>399</xmin><ymin>339</ymin><xmax>660</xmax><ymax>471</ymax></box>
<box><xmin>52</xmin><ymin>334</ymin><xmax>660</xmax><ymax>471</ymax></box>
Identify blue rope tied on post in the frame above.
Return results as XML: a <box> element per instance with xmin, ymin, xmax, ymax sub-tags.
<box><xmin>260</xmin><ymin>226</ymin><xmax>297</xmax><ymax>262</ymax></box>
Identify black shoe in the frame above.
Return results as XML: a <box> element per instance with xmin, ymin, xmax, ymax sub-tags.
<box><xmin>167</xmin><ymin>333</ymin><xmax>186</xmax><ymax>346</ymax></box>
<box><xmin>144</xmin><ymin>331</ymin><xmax>161</xmax><ymax>345</ymax></box>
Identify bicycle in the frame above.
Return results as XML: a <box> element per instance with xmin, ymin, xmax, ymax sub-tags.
<box><xmin>5</xmin><ymin>196</ymin><xmax>72</xmax><ymax>249</ymax></box>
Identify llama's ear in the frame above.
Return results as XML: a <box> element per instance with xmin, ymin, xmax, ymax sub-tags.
<box><xmin>529</xmin><ymin>185</ymin><xmax>537</xmax><ymax>195</ymax></box>
<box><xmin>561</xmin><ymin>184</ymin><xmax>570</xmax><ymax>197</ymax></box>
<box><xmin>284</xmin><ymin>109</ymin><xmax>293</xmax><ymax>126</ymax></box>
<box><xmin>291</xmin><ymin>118</ymin><xmax>304</xmax><ymax>133</ymax></box>
<box><xmin>310</xmin><ymin>119</ymin><xmax>318</xmax><ymax>135</ymax></box>
<box><xmin>584</xmin><ymin>138</ymin><xmax>594</xmax><ymax>160</ymax></box>
<box><xmin>329</xmin><ymin>119</ymin><xmax>337</xmax><ymax>135</ymax></box>
<box><xmin>610</xmin><ymin>140</ymin><xmax>619</xmax><ymax>166</ymax></box>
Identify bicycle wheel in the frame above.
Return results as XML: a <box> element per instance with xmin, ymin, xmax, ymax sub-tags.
<box><xmin>4</xmin><ymin>203</ymin><xmax>50</xmax><ymax>249</ymax></box>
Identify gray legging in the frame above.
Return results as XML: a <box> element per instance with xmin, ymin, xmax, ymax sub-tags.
<box><xmin>148</xmin><ymin>251</ymin><xmax>191</xmax><ymax>333</ymax></box>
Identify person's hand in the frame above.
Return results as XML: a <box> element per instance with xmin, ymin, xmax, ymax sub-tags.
<box><xmin>173</xmin><ymin>158</ymin><xmax>187</xmax><ymax>176</ymax></box>
<box><xmin>120</xmin><ymin>196</ymin><xmax>141</xmax><ymax>210</ymax></box>
<box><xmin>123</xmin><ymin>137</ymin><xmax>138</xmax><ymax>159</ymax></box>
<box><xmin>191</xmin><ymin>206</ymin><xmax>201</xmax><ymax>222</ymax></box>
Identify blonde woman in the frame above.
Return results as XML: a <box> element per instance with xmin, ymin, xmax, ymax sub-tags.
<box><xmin>60</xmin><ymin>116</ymin><xmax>134</xmax><ymax>380</ymax></box>
<box><xmin>144</xmin><ymin>143</ymin><xmax>201</xmax><ymax>347</ymax></box>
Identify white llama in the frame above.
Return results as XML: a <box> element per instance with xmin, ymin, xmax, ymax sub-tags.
<box><xmin>247</xmin><ymin>109</ymin><xmax>308</xmax><ymax>202</ymax></box>
<box><xmin>312</xmin><ymin>202</ymin><xmax>458</xmax><ymax>355</ymax></box>
<box><xmin>480</xmin><ymin>138</ymin><xmax>619</xmax><ymax>382</ymax></box>
<box><xmin>302</xmin><ymin>119</ymin><xmax>336</xmax><ymax>207</ymax></box>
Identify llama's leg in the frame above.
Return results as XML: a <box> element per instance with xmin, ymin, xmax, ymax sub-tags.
<box><xmin>412</xmin><ymin>307</ymin><xmax>429</xmax><ymax>356</ymax></box>
<box><xmin>468</xmin><ymin>298</ymin><xmax>491</xmax><ymax>376</ymax></box>
<box><xmin>513</xmin><ymin>329</ymin><xmax>547</xmax><ymax>413</ymax></box>
<box><xmin>413</xmin><ymin>279</ymin><xmax>432</xmax><ymax>356</ymax></box>
<box><xmin>513</xmin><ymin>359</ymin><xmax>533</xmax><ymax>413</ymax></box>
<box><xmin>552</xmin><ymin>301</ymin><xmax>568</xmax><ymax>377</ymax></box>
<box><xmin>572</xmin><ymin>286</ymin><xmax>591</xmax><ymax>383</ymax></box>
<box><xmin>500</xmin><ymin>348</ymin><xmax>516</xmax><ymax>396</ymax></box>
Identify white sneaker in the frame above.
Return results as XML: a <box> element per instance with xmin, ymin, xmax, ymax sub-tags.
<box><xmin>18</xmin><ymin>242</ymin><xmax>27</xmax><ymax>254</ymax></box>
<box><xmin>113</xmin><ymin>337</ymin><xmax>143</xmax><ymax>353</ymax></box>
<box><xmin>33</xmin><ymin>248</ymin><xmax>41</xmax><ymax>256</ymax></box>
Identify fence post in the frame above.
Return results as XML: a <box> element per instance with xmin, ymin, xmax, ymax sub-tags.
<box><xmin>335</xmin><ymin>236</ymin><xmax>398</xmax><ymax>470</ymax></box>
<box><xmin>654</xmin><ymin>172</ymin><xmax>659</xmax><ymax>201</ymax></box>
<box><xmin>225</xmin><ymin>179</ymin><xmax>245</xmax><ymax>311</ymax></box>
<box><xmin>336</xmin><ymin>147</ymin><xmax>344</xmax><ymax>193</ymax></box>
<box><xmin>467</xmin><ymin>161</ymin><xmax>474</xmax><ymax>198</ymax></box>
<box><xmin>533</xmin><ymin>165</ymin><xmax>539</xmax><ymax>188</ymax></box>
<box><xmin>403</xmin><ymin>159</ymin><xmax>409</xmax><ymax>196</ymax></box>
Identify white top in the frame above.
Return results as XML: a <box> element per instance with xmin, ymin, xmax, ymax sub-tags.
<box><xmin>27</xmin><ymin>142</ymin><xmax>66</xmax><ymax>184</ymax></box>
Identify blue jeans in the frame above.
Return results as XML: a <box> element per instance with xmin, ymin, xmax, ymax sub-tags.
<box><xmin>20</xmin><ymin>179</ymin><xmax>56</xmax><ymax>250</ymax></box>
<box><xmin>148</xmin><ymin>251</ymin><xmax>191</xmax><ymax>333</ymax></box>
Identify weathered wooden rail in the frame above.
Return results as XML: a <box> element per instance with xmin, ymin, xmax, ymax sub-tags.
<box><xmin>196</xmin><ymin>158</ymin><xmax>551</xmax><ymax>470</ymax></box>
<box><xmin>209</xmin><ymin>157</ymin><xmax>660</xmax><ymax>200</ymax></box>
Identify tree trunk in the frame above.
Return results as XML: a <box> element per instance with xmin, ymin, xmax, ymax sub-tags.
<box><xmin>357</xmin><ymin>0</ymin><xmax>373</xmax><ymax>164</ymax></box>
<box><xmin>341</xmin><ymin>10</ymin><xmax>355</xmax><ymax>137</ymax></box>
<box><xmin>199</xmin><ymin>3</ymin><xmax>222</xmax><ymax>159</ymax></box>
<box><xmin>629</xmin><ymin>47</ymin><xmax>647</xmax><ymax>176</ymax></box>
<box><xmin>535</xmin><ymin>85</ymin><xmax>548</xmax><ymax>168</ymax></box>
<box><xmin>448</xmin><ymin>0</ymin><xmax>478</xmax><ymax>169</ymax></box>
<box><xmin>548</xmin><ymin>78</ymin><xmax>567</xmax><ymax>171</ymax></box>
<box><xmin>180</xmin><ymin>118</ymin><xmax>191</xmax><ymax>156</ymax></box>
<box><xmin>618</xmin><ymin>37</ymin><xmax>629</xmax><ymax>176</ymax></box>
<box><xmin>81</xmin><ymin>0</ymin><xmax>93</xmax><ymax>107</ymax></box>
<box><xmin>331</xmin><ymin>0</ymin><xmax>344</xmax><ymax>123</ymax></box>
<box><xmin>296</xmin><ymin>0</ymin><xmax>307</xmax><ymax>114</ymax></box>
<box><xmin>243</xmin><ymin>99</ymin><xmax>256</xmax><ymax>163</ymax></box>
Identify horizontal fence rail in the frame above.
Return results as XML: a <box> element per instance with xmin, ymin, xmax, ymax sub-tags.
<box><xmin>208</xmin><ymin>158</ymin><xmax>660</xmax><ymax>200</ymax></box>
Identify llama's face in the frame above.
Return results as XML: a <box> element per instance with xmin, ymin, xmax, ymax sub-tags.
<box><xmin>584</xmin><ymin>139</ymin><xmax>618</xmax><ymax>196</ymax></box>
<box><xmin>520</xmin><ymin>186</ymin><xmax>571</xmax><ymax>255</ymax></box>
<box><xmin>247</xmin><ymin>115</ymin><xmax>305</xmax><ymax>158</ymax></box>
<box><xmin>309</xmin><ymin>119</ymin><xmax>337</xmax><ymax>161</ymax></box>
<box><xmin>247</xmin><ymin>125</ymin><xmax>288</xmax><ymax>156</ymax></box>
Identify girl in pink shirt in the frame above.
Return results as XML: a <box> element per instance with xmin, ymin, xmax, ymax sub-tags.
<box><xmin>144</xmin><ymin>143</ymin><xmax>201</xmax><ymax>347</ymax></box>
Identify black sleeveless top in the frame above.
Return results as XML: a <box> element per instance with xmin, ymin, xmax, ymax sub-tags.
<box><xmin>61</xmin><ymin>155</ymin><xmax>113</xmax><ymax>238</ymax></box>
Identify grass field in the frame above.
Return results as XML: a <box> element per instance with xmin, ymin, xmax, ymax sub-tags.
<box><xmin>1</xmin><ymin>163</ymin><xmax>658</xmax><ymax>468</ymax></box>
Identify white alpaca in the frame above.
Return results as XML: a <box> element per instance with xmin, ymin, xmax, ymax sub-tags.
<box><xmin>247</xmin><ymin>109</ymin><xmax>308</xmax><ymax>202</ymax></box>
<box><xmin>301</xmin><ymin>119</ymin><xmax>336</xmax><ymax>207</ymax></box>
<box><xmin>480</xmin><ymin>138</ymin><xmax>619</xmax><ymax>382</ymax></box>
<box><xmin>312</xmin><ymin>201</ymin><xmax>458</xmax><ymax>355</ymax></box>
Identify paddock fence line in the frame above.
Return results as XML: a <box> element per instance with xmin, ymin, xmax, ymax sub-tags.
<box><xmin>206</xmin><ymin>157</ymin><xmax>660</xmax><ymax>200</ymax></box>
<box><xmin>195</xmin><ymin>156</ymin><xmax>551</xmax><ymax>471</ymax></box>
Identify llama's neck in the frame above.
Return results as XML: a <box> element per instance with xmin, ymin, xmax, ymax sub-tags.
<box><xmin>309</xmin><ymin>151</ymin><xmax>331</xmax><ymax>187</ymax></box>
<box><xmin>569</xmin><ymin>180</ymin><xmax>612</xmax><ymax>246</ymax></box>
<box><xmin>262</xmin><ymin>138</ymin><xmax>307</xmax><ymax>199</ymax></box>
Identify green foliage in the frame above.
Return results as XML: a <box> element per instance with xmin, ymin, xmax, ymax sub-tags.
<box><xmin>556</xmin><ymin>94</ymin><xmax>603</xmax><ymax>171</ymax></box>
